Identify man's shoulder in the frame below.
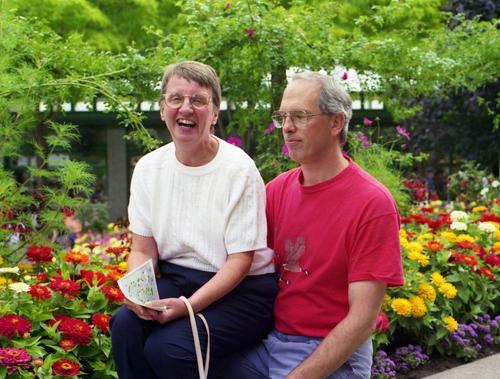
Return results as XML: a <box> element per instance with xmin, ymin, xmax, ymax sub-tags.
<box><xmin>267</xmin><ymin>168</ymin><xmax>300</xmax><ymax>189</ymax></box>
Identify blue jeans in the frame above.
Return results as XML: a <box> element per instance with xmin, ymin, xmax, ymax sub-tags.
<box><xmin>215</xmin><ymin>329</ymin><xmax>373</xmax><ymax>379</ymax></box>
<box><xmin>111</xmin><ymin>262</ymin><xmax>277</xmax><ymax>379</ymax></box>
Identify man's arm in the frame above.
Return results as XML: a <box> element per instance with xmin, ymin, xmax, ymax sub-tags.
<box><xmin>286</xmin><ymin>280</ymin><xmax>387</xmax><ymax>379</ymax></box>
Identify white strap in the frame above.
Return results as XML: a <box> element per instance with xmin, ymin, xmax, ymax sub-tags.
<box><xmin>179</xmin><ymin>296</ymin><xmax>210</xmax><ymax>379</ymax></box>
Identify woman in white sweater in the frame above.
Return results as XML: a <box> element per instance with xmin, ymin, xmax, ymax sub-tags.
<box><xmin>111</xmin><ymin>61</ymin><xmax>277</xmax><ymax>379</ymax></box>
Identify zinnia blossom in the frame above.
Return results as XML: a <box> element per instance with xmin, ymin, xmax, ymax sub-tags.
<box><xmin>64</xmin><ymin>251</ymin><xmax>89</xmax><ymax>265</ymax></box>
<box><xmin>443</xmin><ymin>316</ymin><xmax>458</xmax><ymax>332</ymax></box>
<box><xmin>102</xmin><ymin>285</ymin><xmax>124</xmax><ymax>304</ymax></box>
<box><xmin>49</xmin><ymin>278</ymin><xmax>80</xmax><ymax>298</ymax></box>
<box><xmin>58</xmin><ymin>339</ymin><xmax>75</xmax><ymax>351</ymax></box>
<box><xmin>438</xmin><ymin>283</ymin><xmax>458</xmax><ymax>299</ymax></box>
<box><xmin>8</xmin><ymin>282</ymin><xmax>30</xmax><ymax>293</ymax></box>
<box><xmin>475</xmin><ymin>266</ymin><xmax>495</xmax><ymax>281</ymax></box>
<box><xmin>26</xmin><ymin>245</ymin><xmax>53</xmax><ymax>263</ymax></box>
<box><xmin>51</xmin><ymin>316</ymin><xmax>92</xmax><ymax>346</ymax></box>
<box><xmin>375</xmin><ymin>312</ymin><xmax>389</xmax><ymax>332</ymax></box>
<box><xmin>409</xmin><ymin>296</ymin><xmax>427</xmax><ymax>318</ymax></box>
<box><xmin>391</xmin><ymin>298</ymin><xmax>412</xmax><ymax>317</ymax></box>
<box><xmin>28</xmin><ymin>284</ymin><xmax>52</xmax><ymax>300</ymax></box>
<box><xmin>418</xmin><ymin>284</ymin><xmax>436</xmax><ymax>303</ymax></box>
<box><xmin>52</xmin><ymin>358</ymin><xmax>81</xmax><ymax>377</ymax></box>
<box><xmin>0</xmin><ymin>347</ymin><xmax>32</xmax><ymax>374</ymax></box>
<box><xmin>80</xmin><ymin>270</ymin><xmax>107</xmax><ymax>286</ymax></box>
<box><xmin>425</xmin><ymin>241</ymin><xmax>444</xmax><ymax>252</ymax></box>
<box><xmin>450</xmin><ymin>210</ymin><xmax>468</xmax><ymax>222</ymax></box>
<box><xmin>430</xmin><ymin>272</ymin><xmax>447</xmax><ymax>286</ymax></box>
<box><xmin>92</xmin><ymin>314</ymin><xmax>111</xmax><ymax>333</ymax></box>
<box><xmin>450</xmin><ymin>221</ymin><xmax>467</xmax><ymax>231</ymax></box>
<box><xmin>478</xmin><ymin>222</ymin><xmax>497</xmax><ymax>234</ymax></box>
<box><xmin>0</xmin><ymin>314</ymin><xmax>31</xmax><ymax>339</ymax></box>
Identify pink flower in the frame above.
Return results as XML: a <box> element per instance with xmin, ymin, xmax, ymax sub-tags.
<box><xmin>395</xmin><ymin>125</ymin><xmax>411</xmax><ymax>140</ymax></box>
<box><xmin>227</xmin><ymin>136</ymin><xmax>242</xmax><ymax>147</ymax></box>
<box><xmin>265</xmin><ymin>122</ymin><xmax>276</xmax><ymax>134</ymax></box>
<box><xmin>375</xmin><ymin>312</ymin><xmax>390</xmax><ymax>332</ymax></box>
<box><xmin>281</xmin><ymin>144</ymin><xmax>289</xmax><ymax>155</ymax></box>
<box><xmin>362</xmin><ymin>117</ymin><xmax>373</xmax><ymax>126</ymax></box>
<box><xmin>225</xmin><ymin>2</ymin><xmax>231</xmax><ymax>9</ymax></box>
<box><xmin>341</xmin><ymin>71</ymin><xmax>348</xmax><ymax>80</ymax></box>
<box><xmin>246</xmin><ymin>28</ymin><xmax>254</xmax><ymax>38</ymax></box>
<box><xmin>356</xmin><ymin>132</ymin><xmax>370</xmax><ymax>148</ymax></box>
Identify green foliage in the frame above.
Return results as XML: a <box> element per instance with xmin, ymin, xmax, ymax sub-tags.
<box><xmin>447</xmin><ymin>161</ymin><xmax>499</xmax><ymax>204</ymax></box>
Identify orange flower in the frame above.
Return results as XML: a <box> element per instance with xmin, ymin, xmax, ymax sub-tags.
<box><xmin>64</xmin><ymin>251</ymin><xmax>89</xmax><ymax>265</ymax></box>
<box><xmin>425</xmin><ymin>241</ymin><xmax>444</xmax><ymax>252</ymax></box>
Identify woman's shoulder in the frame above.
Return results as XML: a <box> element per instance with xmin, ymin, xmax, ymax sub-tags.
<box><xmin>218</xmin><ymin>138</ymin><xmax>257</xmax><ymax>169</ymax></box>
<box><xmin>135</xmin><ymin>142</ymin><xmax>174</xmax><ymax>170</ymax></box>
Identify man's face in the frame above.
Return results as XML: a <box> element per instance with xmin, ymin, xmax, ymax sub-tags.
<box><xmin>279</xmin><ymin>80</ymin><xmax>335</xmax><ymax>165</ymax></box>
<box><xmin>160</xmin><ymin>75</ymin><xmax>218</xmax><ymax>146</ymax></box>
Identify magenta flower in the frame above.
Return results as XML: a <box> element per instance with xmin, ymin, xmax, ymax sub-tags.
<box><xmin>395</xmin><ymin>125</ymin><xmax>411</xmax><ymax>140</ymax></box>
<box><xmin>246</xmin><ymin>28</ymin><xmax>254</xmax><ymax>38</ymax></box>
<box><xmin>281</xmin><ymin>144</ymin><xmax>289</xmax><ymax>155</ymax></box>
<box><xmin>341</xmin><ymin>71</ymin><xmax>348</xmax><ymax>80</ymax></box>
<box><xmin>227</xmin><ymin>136</ymin><xmax>242</xmax><ymax>147</ymax></box>
<box><xmin>362</xmin><ymin>117</ymin><xmax>373</xmax><ymax>126</ymax></box>
<box><xmin>265</xmin><ymin>122</ymin><xmax>276</xmax><ymax>134</ymax></box>
<box><xmin>356</xmin><ymin>132</ymin><xmax>370</xmax><ymax>148</ymax></box>
<box><xmin>225</xmin><ymin>2</ymin><xmax>231</xmax><ymax>9</ymax></box>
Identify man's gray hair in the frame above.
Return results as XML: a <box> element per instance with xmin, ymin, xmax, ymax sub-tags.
<box><xmin>291</xmin><ymin>71</ymin><xmax>352</xmax><ymax>145</ymax></box>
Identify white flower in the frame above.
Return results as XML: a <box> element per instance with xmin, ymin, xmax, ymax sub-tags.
<box><xmin>9</xmin><ymin>282</ymin><xmax>30</xmax><ymax>293</ymax></box>
<box><xmin>0</xmin><ymin>267</ymin><xmax>20</xmax><ymax>274</ymax></box>
<box><xmin>478</xmin><ymin>222</ymin><xmax>497</xmax><ymax>234</ymax></box>
<box><xmin>492</xmin><ymin>180</ymin><xmax>499</xmax><ymax>188</ymax></box>
<box><xmin>450</xmin><ymin>221</ymin><xmax>467</xmax><ymax>231</ymax></box>
<box><xmin>450</xmin><ymin>211</ymin><xmax>468</xmax><ymax>222</ymax></box>
<box><xmin>480</xmin><ymin>187</ymin><xmax>489</xmax><ymax>196</ymax></box>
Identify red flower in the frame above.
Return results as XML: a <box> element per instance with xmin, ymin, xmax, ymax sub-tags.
<box><xmin>341</xmin><ymin>70</ymin><xmax>348</xmax><ymax>80</ymax></box>
<box><xmin>484</xmin><ymin>254</ymin><xmax>500</xmax><ymax>267</ymax></box>
<box><xmin>480</xmin><ymin>212</ymin><xmax>500</xmax><ymax>223</ymax></box>
<box><xmin>102</xmin><ymin>285</ymin><xmax>125</xmax><ymax>304</ymax></box>
<box><xmin>425</xmin><ymin>241</ymin><xmax>444</xmax><ymax>252</ymax></box>
<box><xmin>64</xmin><ymin>251</ymin><xmax>89</xmax><ymax>265</ymax></box>
<box><xmin>455</xmin><ymin>241</ymin><xmax>480</xmax><ymax>252</ymax></box>
<box><xmin>28</xmin><ymin>284</ymin><xmax>52</xmax><ymax>300</ymax></box>
<box><xmin>449</xmin><ymin>252</ymin><xmax>478</xmax><ymax>267</ymax></box>
<box><xmin>476</xmin><ymin>266</ymin><xmax>495</xmax><ymax>281</ymax></box>
<box><xmin>58</xmin><ymin>339</ymin><xmax>75</xmax><ymax>351</ymax></box>
<box><xmin>36</xmin><ymin>272</ymin><xmax>48</xmax><ymax>283</ymax></box>
<box><xmin>92</xmin><ymin>314</ymin><xmax>111</xmax><ymax>333</ymax></box>
<box><xmin>26</xmin><ymin>246</ymin><xmax>53</xmax><ymax>263</ymax></box>
<box><xmin>106</xmin><ymin>269</ymin><xmax>124</xmax><ymax>282</ymax></box>
<box><xmin>49</xmin><ymin>278</ymin><xmax>80</xmax><ymax>298</ymax></box>
<box><xmin>0</xmin><ymin>315</ymin><xmax>31</xmax><ymax>339</ymax></box>
<box><xmin>52</xmin><ymin>358</ymin><xmax>81</xmax><ymax>377</ymax></box>
<box><xmin>225</xmin><ymin>1</ymin><xmax>231</xmax><ymax>9</ymax></box>
<box><xmin>62</xmin><ymin>207</ymin><xmax>75</xmax><ymax>217</ymax></box>
<box><xmin>246</xmin><ymin>28</ymin><xmax>254</xmax><ymax>38</ymax></box>
<box><xmin>51</xmin><ymin>316</ymin><xmax>92</xmax><ymax>346</ymax></box>
<box><xmin>375</xmin><ymin>312</ymin><xmax>390</xmax><ymax>332</ymax></box>
<box><xmin>80</xmin><ymin>270</ymin><xmax>107</xmax><ymax>286</ymax></box>
<box><xmin>0</xmin><ymin>347</ymin><xmax>32</xmax><ymax>374</ymax></box>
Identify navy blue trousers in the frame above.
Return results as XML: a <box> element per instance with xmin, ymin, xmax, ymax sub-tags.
<box><xmin>111</xmin><ymin>262</ymin><xmax>277</xmax><ymax>379</ymax></box>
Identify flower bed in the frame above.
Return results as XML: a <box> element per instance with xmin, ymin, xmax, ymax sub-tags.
<box><xmin>0</xmin><ymin>202</ymin><xmax>498</xmax><ymax>378</ymax></box>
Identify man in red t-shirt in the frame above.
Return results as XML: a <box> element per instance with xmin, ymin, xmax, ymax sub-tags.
<box><xmin>216</xmin><ymin>71</ymin><xmax>404</xmax><ymax>379</ymax></box>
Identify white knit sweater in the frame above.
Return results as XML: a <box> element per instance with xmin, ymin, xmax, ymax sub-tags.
<box><xmin>128</xmin><ymin>137</ymin><xmax>274</xmax><ymax>275</ymax></box>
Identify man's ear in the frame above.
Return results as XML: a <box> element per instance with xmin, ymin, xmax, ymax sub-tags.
<box><xmin>331</xmin><ymin>113</ymin><xmax>345</xmax><ymax>136</ymax></box>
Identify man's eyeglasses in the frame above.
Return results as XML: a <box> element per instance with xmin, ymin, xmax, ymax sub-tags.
<box><xmin>163</xmin><ymin>92</ymin><xmax>212</xmax><ymax>110</ymax></box>
<box><xmin>271</xmin><ymin>110</ymin><xmax>329</xmax><ymax>129</ymax></box>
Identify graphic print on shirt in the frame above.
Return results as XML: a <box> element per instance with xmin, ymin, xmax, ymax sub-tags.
<box><xmin>283</xmin><ymin>237</ymin><xmax>305</xmax><ymax>272</ymax></box>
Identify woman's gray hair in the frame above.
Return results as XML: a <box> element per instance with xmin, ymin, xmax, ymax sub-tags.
<box><xmin>292</xmin><ymin>72</ymin><xmax>352</xmax><ymax>145</ymax></box>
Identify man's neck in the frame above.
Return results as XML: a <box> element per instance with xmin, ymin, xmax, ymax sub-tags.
<box><xmin>300</xmin><ymin>150</ymin><xmax>348</xmax><ymax>186</ymax></box>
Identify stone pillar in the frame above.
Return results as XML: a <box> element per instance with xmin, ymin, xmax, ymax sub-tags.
<box><xmin>106</xmin><ymin>128</ymin><xmax>128</xmax><ymax>221</ymax></box>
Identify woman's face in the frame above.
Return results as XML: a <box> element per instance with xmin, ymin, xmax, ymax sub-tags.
<box><xmin>160</xmin><ymin>75</ymin><xmax>219</xmax><ymax>147</ymax></box>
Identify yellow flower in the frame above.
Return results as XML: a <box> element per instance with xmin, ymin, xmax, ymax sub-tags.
<box><xmin>496</xmin><ymin>230</ymin><xmax>500</xmax><ymax>241</ymax></box>
<box><xmin>400</xmin><ymin>237</ymin><xmax>409</xmax><ymax>248</ymax></box>
<box><xmin>408</xmin><ymin>251</ymin><xmax>429</xmax><ymax>266</ymax></box>
<box><xmin>430</xmin><ymin>272</ymin><xmax>447</xmax><ymax>286</ymax></box>
<box><xmin>440</xmin><ymin>231</ymin><xmax>457</xmax><ymax>243</ymax></box>
<box><xmin>119</xmin><ymin>262</ymin><xmax>128</xmax><ymax>272</ymax></box>
<box><xmin>472</xmin><ymin>206</ymin><xmax>487</xmax><ymax>213</ymax></box>
<box><xmin>494</xmin><ymin>242</ymin><xmax>500</xmax><ymax>250</ymax></box>
<box><xmin>407</xmin><ymin>242</ymin><xmax>424</xmax><ymax>254</ymax></box>
<box><xmin>410</xmin><ymin>296</ymin><xmax>427</xmax><ymax>318</ymax></box>
<box><xmin>0</xmin><ymin>256</ymin><xmax>3</xmax><ymax>265</ymax></box>
<box><xmin>399</xmin><ymin>230</ymin><xmax>408</xmax><ymax>238</ymax></box>
<box><xmin>457</xmin><ymin>234</ymin><xmax>474</xmax><ymax>243</ymax></box>
<box><xmin>443</xmin><ymin>316</ymin><xmax>458</xmax><ymax>332</ymax></box>
<box><xmin>0</xmin><ymin>277</ymin><xmax>13</xmax><ymax>285</ymax></box>
<box><xmin>418</xmin><ymin>284</ymin><xmax>436</xmax><ymax>303</ymax></box>
<box><xmin>391</xmin><ymin>298</ymin><xmax>412</xmax><ymax>317</ymax></box>
<box><xmin>430</xmin><ymin>200</ymin><xmax>442</xmax><ymax>208</ymax></box>
<box><xmin>439</xmin><ymin>283</ymin><xmax>458</xmax><ymax>299</ymax></box>
<box><xmin>417</xmin><ymin>233</ymin><xmax>434</xmax><ymax>242</ymax></box>
<box><xmin>17</xmin><ymin>263</ymin><xmax>33</xmax><ymax>273</ymax></box>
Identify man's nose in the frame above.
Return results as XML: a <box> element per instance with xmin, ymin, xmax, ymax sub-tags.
<box><xmin>282</xmin><ymin>116</ymin><xmax>295</xmax><ymax>132</ymax></box>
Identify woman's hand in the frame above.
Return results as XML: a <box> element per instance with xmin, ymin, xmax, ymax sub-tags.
<box><xmin>124</xmin><ymin>298</ymin><xmax>159</xmax><ymax>321</ymax></box>
<box><xmin>146</xmin><ymin>298</ymin><xmax>189</xmax><ymax>324</ymax></box>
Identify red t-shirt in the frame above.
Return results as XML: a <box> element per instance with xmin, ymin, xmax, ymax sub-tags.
<box><xmin>266</xmin><ymin>157</ymin><xmax>404</xmax><ymax>337</ymax></box>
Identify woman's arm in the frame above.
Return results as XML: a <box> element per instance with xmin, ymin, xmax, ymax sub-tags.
<box><xmin>147</xmin><ymin>251</ymin><xmax>254</xmax><ymax>323</ymax></box>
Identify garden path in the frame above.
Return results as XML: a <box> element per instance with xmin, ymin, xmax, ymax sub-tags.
<box><xmin>422</xmin><ymin>352</ymin><xmax>500</xmax><ymax>379</ymax></box>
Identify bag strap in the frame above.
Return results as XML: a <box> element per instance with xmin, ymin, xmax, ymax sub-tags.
<box><xmin>179</xmin><ymin>296</ymin><xmax>210</xmax><ymax>379</ymax></box>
